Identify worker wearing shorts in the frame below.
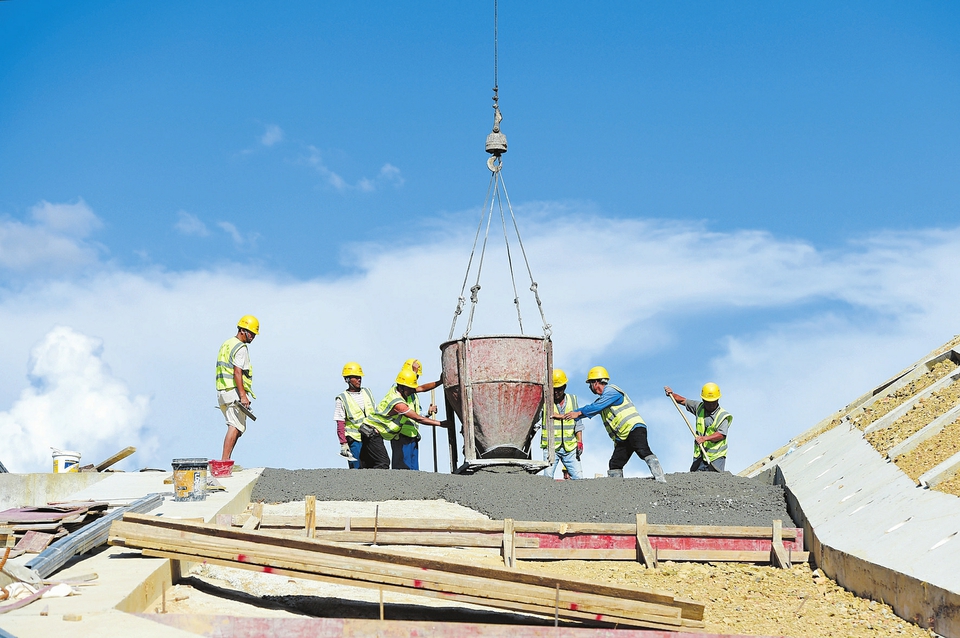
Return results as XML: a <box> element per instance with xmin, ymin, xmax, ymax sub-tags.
<box><xmin>216</xmin><ymin>315</ymin><xmax>258</xmax><ymax>460</ymax></box>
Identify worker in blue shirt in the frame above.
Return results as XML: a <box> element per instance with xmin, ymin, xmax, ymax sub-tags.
<box><xmin>556</xmin><ymin>366</ymin><xmax>666</xmax><ymax>482</ymax></box>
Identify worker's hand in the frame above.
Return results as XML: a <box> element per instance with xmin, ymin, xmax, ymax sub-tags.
<box><xmin>240</xmin><ymin>396</ymin><xmax>251</xmax><ymax>409</ymax></box>
<box><xmin>339</xmin><ymin>443</ymin><xmax>351</xmax><ymax>457</ymax></box>
<box><xmin>576</xmin><ymin>441</ymin><xmax>583</xmax><ymax>460</ymax></box>
<box><xmin>427</xmin><ymin>404</ymin><xmax>438</xmax><ymax>417</ymax></box>
<box><xmin>663</xmin><ymin>386</ymin><xmax>673</xmax><ymax>397</ymax></box>
<box><xmin>695</xmin><ymin>435</ymin><xmax>706</xmax><ymax>445</ymax></box>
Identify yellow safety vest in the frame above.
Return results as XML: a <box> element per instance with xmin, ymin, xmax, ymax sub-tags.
<box><xmin>600</xmin><ymin>384</ymin><xmax>645</xmax><ymax>441</ymax></box>
<box><xmin>215</xmin><ymin>337</ymin><xmax>255</xmax><ymax>398</ymax></box>
<box><xmin>541</xmin><ymin>393</ymin><xmax>579</xmax><ymax>452</ymax></box>
<box><xmin>363</xmin><ymin>386</ymin><xmax>408</xmax><ymax>441</ymax></box>
<box><xmin>695</xmin><ymin>405</ymin><xmax>732</xmax><ymax>462</ymax></box>
<box><xmin>398</xmin><ymin>392</ymin><xmax>422</xmax><ymax>439</ymax></box>
<box><xmin>338</xmin><ymin>388</ymin><xmax>376</xmax><ymax>442</ymax></box>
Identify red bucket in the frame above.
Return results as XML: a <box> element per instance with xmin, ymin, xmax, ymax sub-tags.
<box><xmin>209</xmin><ymin>459</ymin><xmax>234</xmax><ymax>478</ymax></box>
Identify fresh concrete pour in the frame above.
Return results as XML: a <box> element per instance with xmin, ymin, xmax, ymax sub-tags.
<box><xmin>252</xmin><ymin>468</ymin><xmax>794</xmax><ymax>527</ymax></box>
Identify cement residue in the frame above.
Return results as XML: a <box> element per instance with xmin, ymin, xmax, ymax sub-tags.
<box><xmin>252</xmin><ymin>468</ymin><xmax>795</xmax><ymax>527</ymax></box>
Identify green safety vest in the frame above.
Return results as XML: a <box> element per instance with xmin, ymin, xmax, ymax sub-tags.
<box><xmin>215</xmin><ymin>337</ymin><xmax>255</xmax><ymax>398</ymax></box>
<box><xmin>541</xmin><ymin>393</ymin><xmax>579</xmax><ymax>452</ymax></box>
<box><xmin>338</xmin><ymin>388</ymin><xmax>376</xmax><ymax>442</ymax></box>
<box><xmin>599</xmin><ymin>384</ymin><xmax>645</xmax><ymax>441</ymax></box>
<box><xmin>695</xmin><ymin>405</ymin><xmax>732</xmax><ymax>462</ymax></box>
<box><xmin>398</xmin><ymin>392</ymin><xmax>422</xmax><ymax>439</ymax></box>
<box><xmin>363</xmin><ymin>386</ymin><xmax>410</xmax><ymax>441</ymax></box>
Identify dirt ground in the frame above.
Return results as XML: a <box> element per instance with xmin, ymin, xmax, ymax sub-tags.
<box><xmin>893</xmin><ymin>419</ymin><xmax>960</xmax><ymax>481</ymax></box>
<box><xmin>853</xmin><ymin>358</ymin><xmax>958</xmax><ymax>433</ymax></box>
<box><xmin>865</xmin><ymin>372</ymin><xmax>960</xmax><ymax>454</ymax></box>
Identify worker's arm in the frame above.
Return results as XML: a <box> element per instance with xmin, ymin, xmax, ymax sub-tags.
<box><xmin>561</xmin><ymin>385</ymin><xmax>623</xmax><ymax>420</ymax></box>
<box><xmin>415</xmin><ymin>379</ymin><xmax>442</xmax><ymax>393</ymax></box>
<box><xmin>664</xmin><ymin>386</ymin><xmax>686</xmax><ymax>406</ymax></box>
<box><xmin>392</xmin><ymin>402</ymin><xmax>445</xmax><ymax>428</ymax></box>
<box><xmin>233</xmin><ymin>366</ymin><xmax>250</xmax><ymax>408</ymax></box>
<box><xmin>695</xmin><ymin>432</ymin><xmax>725</xmax><ymax>444</ymax></box>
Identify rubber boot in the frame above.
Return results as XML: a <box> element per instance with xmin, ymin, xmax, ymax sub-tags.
<box><xmin>644</xmin><ymin>455</ymin><xmax>667</xmax><ymax>483</ymax></box>
<box><xmin>606</xmin><ymin>468</ymin><xmax>624</xmax><ymax>478</ymax></box>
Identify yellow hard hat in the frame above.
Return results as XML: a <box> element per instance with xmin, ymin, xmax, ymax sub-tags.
<box><xmin>342</xmin><ymin>362</ymin><xmax>363</xmax><ymax>377</ymax></box>
<box><xmin>237</xmin><ymin>315</ymin><xmax>259</xmax><ymax>335</ymax></box>
<box><xmin>396</xmin><ymin>368</ymin><xmax>419</xmax><ymax>388</ymax></box>
<box><xmin>701</xmin><ymin>382</ymin><xmax>721</xmax><ymax>401</ymax></box>
<box><xmin>552</xmin><ymin>369</ymin><xmax>568</xmax><ymax>388</ymax></box>
<box><xmin>402</xmin><ymin>359</ymin><xmax>422</xmax><ymax>378</ymax></box>
<box><xmin>586</xmin><ymin>366</ymin><xmax>610</xmax><ymax>382</ymax></box>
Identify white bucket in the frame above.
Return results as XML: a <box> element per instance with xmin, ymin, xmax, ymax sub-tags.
<box><xmin>51</xmin><ymin>448</ymin><xmax>81</xmax><ymax>473</ymax></box>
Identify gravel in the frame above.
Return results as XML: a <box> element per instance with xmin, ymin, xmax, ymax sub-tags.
<box><xmin>252</xmin><ymin>468</ymin><xmax>796</xmax><ymax>527</ymax></box>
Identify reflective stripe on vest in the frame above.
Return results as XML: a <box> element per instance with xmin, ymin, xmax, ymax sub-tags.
<box><xmin>600</xmin><ymin>384</ymin><xmax>645</xmax><ymax>441</ymax></box>
<box><xmin>338</xmin><ymin>388</ymin><xmax>376</xmax><ymax>442</ymax></box>
<box><xmin>216</xmin><ymin>337</ymin><xmax>255</xmax><ymax>398</ymax></box>
<box><xmin>541</xmin><ymin>393</ymin><xmax>579</xmax><ymax>451</ymax></box>
<box><xmin>363</xmin><ymin>386</ymin><xmax>405</xmax><ymax>440</ymax></box>
<box><xmin>695</xmin><ymin>405</ymin><xmax>732</xmax><ymax>462</ymax></box>
<box><xmin>398</xmin><ymin>392</ymin><xmax>422</xmax><ymax>438</ymax></box>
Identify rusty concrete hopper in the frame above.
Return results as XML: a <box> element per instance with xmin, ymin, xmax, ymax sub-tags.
<box><xmin>440</xmin><ymin>335</ymin><xmax>553</xmax><ymax>474</ymax></box>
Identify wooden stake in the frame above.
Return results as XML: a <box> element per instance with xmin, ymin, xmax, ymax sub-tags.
<box><xmin>305</xmin><ymin>496</ymin><xmax>316</xmax><ymax>539</ymax></box>
<box><xmin>373</xmin><ymin>504</ymin><xmax>379</xmax><ymax>545</ymax></box>
<box><xmin>771</xmin><ymin>519</ymin><xmax>791</xmax><ymax>569</ymax></box>
<box><xmin>554</xmin><ymin>584</ymin><xmax>560</xmax><ymax>627</ymax></box>
<box><xmin>379</xmin><ymin>587</ymin><xmax>384</xmax><ymax>621</ymax></box>
<box><xmin>635</xmin><ymin>513</ymin><xmax>658</xmax><ymax>569</ymax></box>
<box><xmin>502</xmin><ymin>518</ymin><xmax>516</xmax><ymax>568</ymax></box>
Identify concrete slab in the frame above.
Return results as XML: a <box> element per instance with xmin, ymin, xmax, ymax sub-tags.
<box><xmin>0</xmin><ymin>468</ymin><xmax>262</xmax><ymax>638</ymax></box>
<box><xmin>0</xmin><ymin>472</ymin><xmax>109</xmax><ymax>510</ymax></box>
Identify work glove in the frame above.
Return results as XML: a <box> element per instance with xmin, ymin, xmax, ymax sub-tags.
<box><xmin>576</xmin><ymin>441</ymin><xmax>583</xmax><ymax>460</ymax></box>
<box><xmin>339</xmin><ymin>443</ymin><xmax>357</xmax><ymax>461</ymax></box>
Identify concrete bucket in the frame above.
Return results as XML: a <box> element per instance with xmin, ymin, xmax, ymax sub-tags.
<box><xmin>440</xmin><ymin>335</ymin><xmax>553</xmax><ymax>474</ymax></box>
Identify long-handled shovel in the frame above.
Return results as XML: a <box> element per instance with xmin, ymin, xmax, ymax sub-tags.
<box><xmin>668</xmin><ymin>394</ymin><xmax>720</xmax><ymax>472</ymax></box>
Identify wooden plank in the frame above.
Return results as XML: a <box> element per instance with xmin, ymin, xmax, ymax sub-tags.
<box><xmin>241</xmin><ymin>502</ymin><xmax>263</xmax><ymax>531</ymax></box>
<box><xmin>118</xmin><ymin>530</ymin><xmax>689</xmax><ymax>628</ymax></box>
<box><xmin>502</xmin><ymin>518</ymin><xmax>515</xmax><ymax>568</ymax></box>
<box><xmin>305</xmin><ymin>496</ymin><xmax>316</xmax><ymax>539</ymax></box>
<box><xmin>309</xmin><ymin>530</ymin><xmax>538</xmax><ymax>548</ymax></box>
<box><xmin>109</xmin><ymin>516</ymin><xmax>702</xmax><ymax>624</ymax></box>
<box><xmin>516</xmin><ymin>547</ymin><xmax>810</xmax><ymax>563</ymax></box>
<box><xmin>94</xmin><ymin>446</ymin><xmax>136</xmax><ymax>472</ymax></box>
<box><xmin>261</xmin><ymin>515</ymin><xmax>797</xmax><ymax>540</ymax></box>
<box><xmin>14</xmin><ymin>530</ymin><xmax>54</xmax><ymax>554</ymax></box>
<box><xmin>770</xmin><ymin>519</ymin><xmax>791</xmax><ymax>569</ymax></box>
<box><xmin>113</xmin><ymin>513</ymin><xmax>704</xmax><ymax>620</ymax></box>
<box><xmin>635</xmin><ymin>513</ymin><xmax>657</xmax><ymax>569</ymax></box>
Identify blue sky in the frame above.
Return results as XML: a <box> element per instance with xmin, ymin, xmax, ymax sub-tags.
<box><xmin>1</xmin><ymin>2</ymin><xmax>959</xmax><ymax>477</ymax></box>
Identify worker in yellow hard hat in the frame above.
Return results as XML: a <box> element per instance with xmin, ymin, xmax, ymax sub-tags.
<box><xmin>215</xmin><ymin>315</ymin><xmax>259</xmax><ymax>461</ymax></box>
<box><xmin>664</xmin><ymin>383</ymin><xmax>733</xmax><ymax>472</ymax></box>
<box><xmin>391</xmin><ymin>360</ymin><xmax>442</xmax><ymax>470</ymax></box>
<box><xmin>360</xmin><ymin>368</ymin><xmax>445</xmax><ymax>469</ymax></box>
<box><xmin>556</xmin><ymin>366</ymin><xmax>666</xmax><ymax>482</ymax></box>
<box><xmin>539</xmin><ymin>369</ymin><xmax>584</xmax><ymax>479</ymax></box>
<box><xmin>334</xmin><ymin>362</ymin><xmax>374</xmax><ymax>469</ymax></box>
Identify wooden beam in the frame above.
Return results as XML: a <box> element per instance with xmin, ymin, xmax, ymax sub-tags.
<box><xmin>516</xmin><ymin>548</ymin><xmax>810</xmax><ymax>563</ymax></box>
<box><xmin>241</xmin><ymin>502</ymin><xmax>263</xmax><ymax>531</ymax></box>
<box><xmin>635</xmin><ymin>513</ymin><xmax>657</xmax><ymax>569</ymax></box>
<box><xmin>308</xmin><ymin>530</ymin><xmax>538</xmax><ymax>548</ymax></box>
<box><xmin>94</xmin><ymin>446</ymin><xmax>136</xmax><ymax>472</ymax></box>
<box><xmin>502</xmin><ymin>518</ymin><xmax>516</xmax><ymax>568</ymax></box>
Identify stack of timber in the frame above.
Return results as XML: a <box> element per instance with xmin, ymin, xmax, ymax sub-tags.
<box><xmin>109</xmin><ymin>513</ymin><xmax>705</xmax><ymax>631</ymax></box>
<box><xmin>236</xmin><ymin>507</ymin><xmax>807</xmax><ymax>568</ymax></box>
<box><xmin>0</xmin><ymin>501</ymin><xmax>109</xmax><ymax>559</ymax></box>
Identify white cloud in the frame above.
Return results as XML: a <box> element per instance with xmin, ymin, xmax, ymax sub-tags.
<box><xmin>0</xmin><ymin>326</ymin><xmax>152</xmax><ymax>472</ymax></box>
<box><xmin>302</xmin><ymin>146</ymin><xmax>404</xmax><ymax>192</ymax></box>
<box><xmin>261</xmin><ymin>124</ymin><xmax>284</xmax><ymax>147</ymax></box>
<box><xmin>0</xmin><ymin>199</ymin><xmax>103</xmax><ymax>273</ymax></box>
<box><xmin>174</xmin><ymin>210</ymin><xmax>209</xmax><ymax>237</ymax></box>
<box><xmin>217</xmin><ymin>221</ymin><xmax>248</xmax><ymax>245</ymax></box>
<box><xmin>1</xmin><ymin>201</ymin><xmax>959</xmax><ymax>477</ymax></box>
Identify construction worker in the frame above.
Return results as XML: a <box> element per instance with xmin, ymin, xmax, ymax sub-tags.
<box><xmin>361</xmin><ymin>369</ymin><xmax>445</xmax><ymax>469</ymax></box>
<box><xmin>215</xmin><ymin>315</ymin><xmax>258</xmax><ymax>461</ymax></box>
<box><xmin>392</xmin><ymin>359</ymin><xmax>441</xmax><ymax>470</ymax></box>
<box><xmin>556</xmin><ymin>366</ymin><xmax>666</xmax><ymax>482</ymax></box>
<box><xmin>664</xmin><ymin>383</ymin><xmax>733</xmax><ymax>472</ymax></box>
<box><xmin>334</xmin><ymin>362</ymin><xmax>375</xmax><ymax>469</ymax></box>
<box><xmin>540</xmin><ymin>369</ymin><xmax>584</xmax><ymax>480</ymax></box>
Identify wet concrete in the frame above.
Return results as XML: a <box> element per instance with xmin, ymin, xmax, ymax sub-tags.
<box><xmin>252</xmin><ymin>469</ymin><xmax>795</xmax><ymax>527</ymax></box>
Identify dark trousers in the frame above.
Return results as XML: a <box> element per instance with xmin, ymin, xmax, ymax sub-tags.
<box><xmin>360</xmin><ymin>431</ymin><xmax>390</xmax><ymax>469</ymax></box>
<box><xmin>690</xmin><ymin>456</ymin><xmax>725</xmax><ymax>472</ymax></box>
<box><xmin>608</xmin><ymin>426</ymin><xmax>653</xmax><ymax>471</ymax></box>
<box><xmin>391</xmin><ymin>434</ymin><xmax>419</xmax><ymax>470</ymax></box>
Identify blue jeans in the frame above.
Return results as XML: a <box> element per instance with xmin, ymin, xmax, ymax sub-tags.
<box><xmin>346</xmin><ymin>439</ymin><xmax>362</xmax><ymax>469</ymax></box>
<box><xmin>542</xmin><ymin>447</ymin><xmax>583</xmax><ymax>479</ymax></box>
<box><xmin>391</xmin><ymin>434</ymin><xmax>419</xmax><ymax>470</ymax></box>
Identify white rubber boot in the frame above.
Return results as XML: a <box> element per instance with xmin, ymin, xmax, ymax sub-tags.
<box><xmin>606</xmin><ymin>468</ymin><xmax>624</xmax><ymax>478</ymax></box>
<box><xmin>644</xmin><ymin>455</ymin><xmax>666</xmax><ymax>483</ymax></box>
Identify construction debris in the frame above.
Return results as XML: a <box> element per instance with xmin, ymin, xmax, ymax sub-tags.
<box><xmin>109</xmin><ymin>513</ymin><xmax>706</xmax><ymax>630</ymax></box>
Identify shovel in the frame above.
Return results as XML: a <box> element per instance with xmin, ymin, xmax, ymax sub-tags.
<box><xmin>668</xmin><ymin>394</ymin><xmax>720</xmax><ymax>472</ymax></box>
